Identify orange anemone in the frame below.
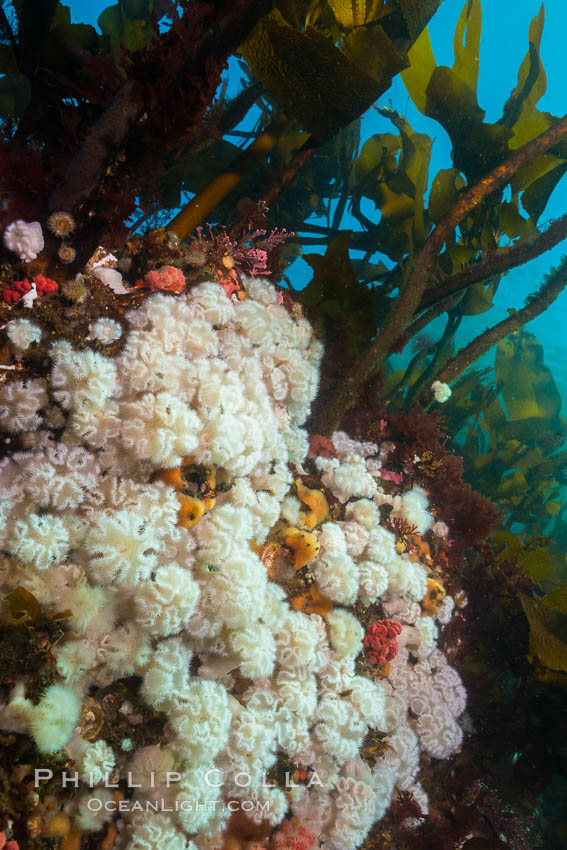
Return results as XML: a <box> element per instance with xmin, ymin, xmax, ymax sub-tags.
<box><xmin>291</xmin><ymin>584</ymin><xmax>333</xmax><ymax>616</ymax></box>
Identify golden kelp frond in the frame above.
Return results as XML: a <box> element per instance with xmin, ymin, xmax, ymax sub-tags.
<box><xmin>397</xmin><ymin>0</ymin><xmax>444</xmax><ymax>41</ymax></box>
<box><xmin>542</xmin><ymin>583</ymin><xmax>567</xmax><ymax>616</ymax></box>
<box><xmin>427</xmin><ymin>166</ymin><xmax>466</xmax><ymax>224</ymax></box>
<box><xmin>301</xmin><ymin>232</ymin><xmax>377</xmax><ymax>351</ymax></box>
<box><xmin>511</xmin><ymin>547</ymin><xmax>554</xmax><ymax>585</ymax></box>
<box><xmin>495</xmin><ymin>330</ymin><xmax>562</xmax><ymax>423</ymax></box>
<box><xmin>503</xmin><ymin>5</ymin><xmax>546</xmax><ymax>135</ymax></box>
<box><xmin>239</xmin><ymin>9</ymin><xmax>406</xmax><ymax>141</ymax></box>
<box><xmin>3</xmin><ymin>586</ymin><xmax>70</xmax><ymax>626</ymax></box>
<box><xmin>98</xmin><ymin>1</ymin><xmax>158</xmax><ymax>53</ymax></box>
<box><xmin>4</xmin><ymin>585</ymin><xmax>43</xmax><ymax>624</ymax></box>
<box><xmin>503</xmin><ymin>7</ymin><xmax>567</xmax><ymax>220</ymax></box>
<box><xmin>402</xmin><ymin>0</ymin><xmax>566</xmax><ymax>213</ymax></box>
<box><xmin>451</xmin><ymin>0</ymin><xmax>482</xmax><ymax>94</ymax></box>
<box><xmin>459</xmin><ymin>280</ymin><xmax>498</xmax><ymax>316</ymax></box>
<box><xmin>520</xmin><ymin>593</ymin><xmax>567</xmax><ymax>673</ymax></box>
<box><xmin>491</xmin><ymin>530</ymin><xmax>554</xmax><ymax>585</ymax></box>
<box><xmin>343</xmin><ymin>23</ymin><xmax>408</xmax><ymax>87</ymax></box>
<box><xmin>401</xmin><ymin>25</ymin><xmax>436</xmax><ymax>114</ymax></box>
<box><xmin>401</xmin><ymin>0</ymin><xmax>511</xmax><ymax>180</ymax></box>
<box><xmin>436</xmin><ymin>322</ymin><xmax>565</xmax><ymax>536</ymax></box>
<box><xmin>350</xmin><ymin>108</ymin><xmax>432</xmax><ymax>260</ymax></box>
<box><xmin>326</xmin><ymin>0</ymin><xmax>389</xmax><ymax>28</ymax></box>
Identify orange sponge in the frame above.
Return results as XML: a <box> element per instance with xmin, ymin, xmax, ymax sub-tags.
<box><xmin>284</xmin><ymin>527</ymin><xmax>320</xmax><ymax>569</ymax></box>
<box><xmin>296</xmin><ymin>479</ymin><xmax>329</xmax><ymax>530</ymax></box>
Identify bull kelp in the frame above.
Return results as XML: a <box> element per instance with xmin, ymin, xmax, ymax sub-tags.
<box><xmin>0</xmin><ymin>1</ymin><xmax>566</xmax><ymax>848</ymax></box>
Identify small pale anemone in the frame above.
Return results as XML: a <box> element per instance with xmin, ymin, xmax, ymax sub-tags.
<box><xmin>7</xmin><ymin>318</ymin><xmax>42</xmax><ymax>350</ymax></box>
<box><xmin>89</xmin><ymin>318</ymin><xmax>122</xmax><ymax>345</ymax></box>
<box><xmin>93</xmin><ymin>266</ymin><xmax>129</xmax><ymax>294</ymax></box>
<box><xmin>3</xmin><ymin>219</ymin><xmax>44</xmax><ymax>261</ymax></box>
<box><xmin>30</xmin><ymin>685</ymin><xmax>80</xmax><ymax>753</ymax></box>
<box><xmin>431</xmin><ymin>380</ymin><xmax>451</xmax><ymax>403</ymax></box>
<box><xmin>57</xmin><ymin>243</ymin><xmax>76</xmax><ymax>264</ymax></box>
<box><xmin>397</xmin><ymin>618</ymin><xmax>438</xmax><ymax>659</ymax></box>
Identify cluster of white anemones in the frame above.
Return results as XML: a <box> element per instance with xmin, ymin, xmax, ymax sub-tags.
<box><xmin>0</xmin><ymin>275</ymin><xmax>466</xmax><ymax>850</ymax></box>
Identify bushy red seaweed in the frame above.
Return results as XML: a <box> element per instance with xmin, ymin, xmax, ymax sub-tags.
<box><xmin>384</xmin><ymin>409</ymin><xmax>503</xmax><ymax>562</ymax></box>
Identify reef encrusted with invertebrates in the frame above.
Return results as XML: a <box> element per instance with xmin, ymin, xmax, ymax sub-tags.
<box><xmin>0</xmin><ymin>234</ymin><xmax>466</xmax><ymax>850</ymax></box>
